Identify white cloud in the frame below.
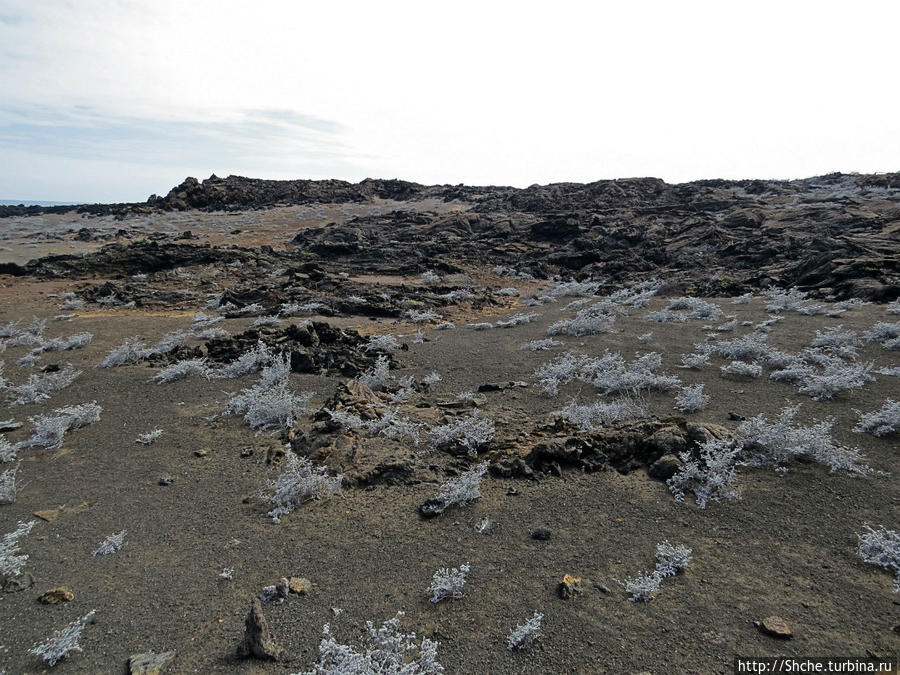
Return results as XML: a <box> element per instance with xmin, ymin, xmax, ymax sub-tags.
<box><xmin>0</xmin><ymin>0</ymin><xmax>898</xmax><ymax>200</ymax></box>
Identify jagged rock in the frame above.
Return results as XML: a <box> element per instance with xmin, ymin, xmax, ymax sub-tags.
<box><xmin>756</xmin><ymin>616</ymin><xmax>793</xmax><ymax>639</ymax></box>
<box><xmin>288</xmin><ymin>577</ymin><xmax>312</xmax><ymax>595</ymax></box>
<box><xmin>128</xmin><ymin>650</ymin><xmax>176</xmax><ymax>674</ymax></box>
<box><xmin>558</xmin><ymin>574</ymin><xmax>582</xmax><ymax>599</ymax></box>
<box><xmin>648</xmin><ymin>454</ymin><xmax>683</xmax><ymax>481</ymax></box>
<box><xmin>530</xmin><ymin>528</ymin><xmax>552</xmax><ymax>541</ymax></box>
<box><xmin>38</xmin><ymin>587</ymin><xmax>74</xmax><ymax>604</ymax></box>
<box><xmin>237</xmin><ymin>598</ymin><xmax>283</xmax><ymax>660</ymax></box>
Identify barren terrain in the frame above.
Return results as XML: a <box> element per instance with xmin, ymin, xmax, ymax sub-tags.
<box><xmin>0</xmin><ymin>173</ymin><xmax>897</xmax><ymax>674</ymax></box>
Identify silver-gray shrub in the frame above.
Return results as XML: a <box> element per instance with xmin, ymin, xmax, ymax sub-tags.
<box><xmin>864</xmin><ymin>321</ymin><xmax>900</xmax><ymax>348</ymax></box>
<box><xmin>0</xmin><ymin>519</ymin><xmax>35</xmax><ymax>577</ymax></box>
<box><xmin>427</xmin><ymin>416</ymin><xmax>494</xmax><ymax>455</ymax></box>
<box><xmin>406</xmin><ymin>309</ymin><xmax>442</xmax><ymax>323</ymax></box>
<box><xmin>150</xmin><ymin>330</ymin><xmax>192</xmax><ymax>355</ymax></box>
<box><xmin>856</xmin><ymin>526</ymin><xmax>900</xmax><ymax>592</ymax></box>
<box><xmin>28</xmin><ymin>610</ymin><xmax>96</xmax><ymax>667</ymax></box>
<box><xmin>0</xmin><ymin>435</ymin><xmax>16</xmax><ymax>462</ymax></box>
<box><xmin>888</xmin><ymin>299</ymin><xmax>900</xmax><ymax>315</ymax></box>
<box><xmin>152</xmin><ymin>358</ymin><xmax>210</xmax><ymax>384</ymax></box>
<box><xmin>854</xmin><ymin>399</ymin><xmax>900</xmax><ymax>437</ymax></box>
<box><xmin>679</xmin><ymin>352</ymin><xmax>710</xmax><ymax>370</ymax></box>
<box><xmin>298</xmin><ymin>611</ymin><xmax>443</xmax><ymax>675</ymax></box>
<box><xmin>98</xmin><ymin>337</ymin><xmax>151</xmax><ymax>367</ymax></box>
<box><xmin>619</xmin><ymin>541</ymin><xmax>692</xmax><ymax>602</ymax></box>
<box><xmin>546</xmin><ymin>278</ymin><xmax>602</xmax><ymax>298</ymax></box>
<box><xmin>667</xmin><ymin>439</ymin><xmax>742</xmax><ymax>509</ymax></box>
<box><xmin>20</xmin><ymin>402</ymin><xmax>103</xmax><ymax>449</ymax></box>
<box><xmin>811</xmin><ymin>325</ymin><xmax>860</xmax><ymax>353</ymax></box>
<box><xmin>547</xmin><ymin>312</ymin><xmax>615</xmax><ymax>337</ymax></box>
<box><xmin>763</xmin><ymin>286</ymin><xmax>810</xmax><ymax>313</ymax></box>
<box><xmin>674</xmin><ymin>384</ymin><xmax>709</xmax><ymax>413</ymax></box>
<box><xmin>507</xmin><ymin>611</ymin><xmax>543</xmax><ymax>651</ymax></box>
<box><xmin>212</xmin><ymin>339</ymin><xmax>275</xmax><ymax>378</ymax></box>
<box><xmin>647</xmin><ymin>297</ymin><xmax>722</xmax><ymax>322</ymax></box>
<box><xmin>136</xmin><ymin>428</ymin><xmax>163</xmax><ymax>445</ymax></box>
<box><xmin>736</xmin><ymin>406</ymin><xmax>873</xmax><ymax>475</ymax></box>
<box><xmin>223</xmin><ymin>354</ymin><xmax>313</xmax><ymax>432</ymax></box>
<box><xmin>358</xmin><ymin>354</ymin><xmax>391</xmax><ymax>391</ymax></box>
<box><xmin>364</xmin><ymin>408</ymin><xmax>423</xmax><ymax>444</ymax></box>
<box><xmin>524</xmin><ymin>338</ymin><xmax>560</xmax><ymax>351</ymax></box>
<box><xmin>551</xmin><ymin>398</ymin><xmax>646</xmax><ymax>431</ymax></box>
<box><xmin>706</xmin><ymin>332</ymin><xmax>770</xmax><ymax>362</ymax></box>
<box><xmin>92</xmin><ymin>530</ymin><xmax>126</xmax><ymax>556</ymax></box>
<box><xmin>732</xmin><ymin>293</ymin><xmax>753</xmax><ymax>305</ymax></box>
<box><xmin>262</xmin><ymin>452</ymin><xmax>342</xmax><ymax>523</ymax></box>
<box><xmin>250</xmin><ymin>315</ymin><xmax>281</xmax><ymax>328</ymax></box>
<box><xmin>720</xmin><ymin>361</ymin><xmax>762</xmax><ymax>378</ymax></box>
<box><xmin>427</xmin><ymin>563</ymin><xmax>470</xmax><ymax>603</ymax></box>
<box><xmin>29</xmin><ymin>332</ymin><xmax>93</xmax><ymax>355</ymax></box>
<box><xmin>496</xmin><ymin>312</ymin><xmax>540</xmax><ymax>328</ymax></box>
<box><xmin>435</xmin><ymin>462</ymin><xmax>488</xmax><ymax>509</ymax></box>
<box><xmin>0</xmin><ymin>462</ymin><xmax>20</xmax><ymax>505</ymax></box>
<box><xmin>534</xmin><ymin>350</ymin><xmax>679</xmax><ymax>397</ymax></box>
<box><xmin>191</xmin><ymin>311</ymin><xmax>223</xmax><ymax>328</ymax></box>
<box><xmin>364</xmin><ymin>334</ymin><xmax>401</xmax><ymax>353</ymax></box>
<box><xmin>8</xmin><ymin>365</ymin><xmax>81</xmax><ymax>405</ymax></box>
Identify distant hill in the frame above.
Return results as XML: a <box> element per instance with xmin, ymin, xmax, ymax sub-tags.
<box><xmin>0</xmin><ymin>199</ymin><xmax>81</xmax><ymax>207</ymax></box>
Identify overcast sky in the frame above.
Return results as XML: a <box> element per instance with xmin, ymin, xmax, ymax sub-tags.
<box><xmin>1</xmin><ymin>1</ymin><xmax>898</xmax><ymax>202</ymax></box>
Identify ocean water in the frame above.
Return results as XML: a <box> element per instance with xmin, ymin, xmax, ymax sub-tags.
<box><xmin>0</xmin><ymin>199</ymin><xmax>81</xmax><ymax>207</ymax></box>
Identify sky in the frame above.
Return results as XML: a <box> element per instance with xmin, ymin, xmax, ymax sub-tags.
<box><xmin>1</xmin><ymin>0</ymin><xmax>898</xmax><ymax>203</ymax></box>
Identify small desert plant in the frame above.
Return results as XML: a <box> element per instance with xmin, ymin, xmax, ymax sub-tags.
<box><xmin>191</xmin><ymin>312</ymin><xmax>223</xmax><ymax>328</ymax></box>
<box><xmin>854</xmin><ymin>399</ymin><xmax>900</xmax><ymax>437</ymax></box>
<box><xmin>150</xmin><ymin>330</ymin><xmax>192</xmax><ymax>355</ymax></box>
<box><xmin>720</xmin><ymin>361</ymin><xmax>762</xmax><ymax>378</ymax></box>
<box><xmin>668</xmin><ymin>439</ymin><xmax>742</xmax><ymax>508</ymax></box>
<box><xmin>547</xmin><ymin>313</ymin><xmax>615</xmax><ymax>336</ymax></box>
<box><xmin>406</xmin><ymin>309</ymin><xmax>442</xmax><ymax>323</ymax></box>
<box><xmin>358</xmin><ymin>354</ymin><xmax>391</xmax><ymax>391</ymax></box>
<box><xmin>427</xmin><ymin>563</ymin><xmax>470</xmax><ymax>603</ymax></box>
<box><xmin>863</xmin><ymin>321</ymin><xmax>900</xmax><ymax>346</ymax></box>
<box><xmin>213</xmin><ymin>340</ymin><xmax>274</xmax><ymax>379</ymax></box>
<box><xmin>427</xmin><ymin>415</ymin><xmax>494</xmax><ymax>455</ymax></box>
<box><xmin>1</xmin><ymin>519</ymin><xmax>35</xmax><ymax>578</ymax></box>
<box><xmin>28</xmin><ymin>610</ymin><xmax>96</xmax><ymax>667</ymax></box>
<box><xmin>507</xmin><ymin>611</ymin><xmax>543</xmax><ymax>651</ymax></box>
<box><xmin>92</xmin><ymin>530</ymin><xmax>126</xmax><ymax>556</ymax></box>
<box><xmin>550</xmin><ymin>398</ymin><xmax>646</xmax><ymax>431</ymax></box>
<box><xmin>856</xmin><ymin>525</ymin><xmax>899</xmax><ymax>592</ymax></box>
<box><xmin>0</xmin><ymin>462</ymin><xmax>20</xmax><ymax>505</ymax></box>
<box><xmin>524</xmin><ymin>338</ymin><xmax>560</xmax><ymax>351</ymax></box>
<box><xmin>434</xmin><ymin>462</ymin><xmax>488</xmax><ymax>509</ymax></box>
<box><xmin>618</xmin><ymin>541</ymin><xmax>692</xmax><ymax>602</ymax></box>
<box><xmin>250</xmin><ymin>315</ymin><xmax>281</xmax><ymax>328</ymax></box>
<box><xmin>20</xmin><ymin>402</ymin><xmax>103</xmax><ymax>449</ymax></box>
<box><xmin>736</xmin><ymin>406</ymin><xmax>873</xmax><ymax>475</ymax></box>
<box><xmin>364</xmin><ymin>334</ymin><xmax>401</xmax><ymax>353</ymax></box>
<box><xmin>152</xmin><ymin>358</ymin><xmax>209</xmax><ymax>383</ymax></box>
<box><xmin>679</xmin><ymin>352</ymin><xmax>710</xmax><ymax>370</ymax></box>
<box><xmin>298</xmin><ymin>612</ymin><xmax>443</xmax><ymax>675</ymax></box>
<box><xmin>223</xmin><ymin>354</ymin><xmax>313</xmax><ymax>432</ymax></box>
<box><xmin>0</xmin><ymin>435</ymin><xmax>16</xmax><ymax>462</ymax></box>
<box><xmin>467</xmin><ymin>322</ymin><xmax>494</xmax><ymax>331</ymax></box>
<box><xmin>496</xmin><ymin>312</ymin><xmax>540</xmax><ymax>328</ymax></box>
<box><xmin>8</xmin><ymin>365</ymin><xmax>82</xmax><ymax>405</ymax></box>
<box><xmin>136</xmin><ymin>428</ymin><xmax>164</xmax><ymax>445</ymax></box>
<box><xmin>98</xmin><ymin>337</ymin><xmax>151</xmax><ymax>367</ymax></box>
<box><xmin>731</xmin><ymin>293</ymin><xmax>752</xmax><ymax>304</ymax></box>
<box><xmin>262</xmin><ymin>452</ymin><xmax>342</xmax><ymax>523</ymax></box>
<box><xmin>674</xmin><ymin>384</ymin><xmax>709</xmax><ymax>413</ymax></box>
<box><xmin>422</xmin><ymin>371</ymin><xmax>442</xmax><ymax>387</ymax></box>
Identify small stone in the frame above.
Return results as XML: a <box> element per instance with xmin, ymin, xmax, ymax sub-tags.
<box><xmin>2</xmin><ymin>572</ymin><xmax>33</xmax><ymax>593</ymax></box>
<box><xmin>194</xmin><ymin>448</ymin><xmax>209</xmax><ymax>457</ymax></box>
<box><xmin>595</xmin><ymin>583</ymin><xmax>612</xmax><ymax>594</ymax></box>
<box><xmin>648</xmin><ymin>454</ymin><xmax>682</xmax><ymax>481</ymax></box>
<box><xmin>240</xmin><ymin>447</ymin><xmax>254</xmax><ymax>458</ymax></box>
<box><xmin>34</xmin><ymin>509</ymin><xmax>60</xmax><ymax>522</ymax></box>
<box><xmin>237</xmin><ymin>597</ymin><xmax>283</xmax><ymax>660</ymax></box>
<box><xmin>728</xmin><ymin>412</ymin><xmax>746</xmax><ymax>421</ymax></box>
<box><xmin>38</xmin><ymin>587</ymin><xmax>74</xmax><ymax>604</ymax></box>
<box><xmin>158</xmin><ymin>477</ymin><xmax>174</xmax><ymax>486</ymax></box>
<box><xmin>506</xmin><ymin>486</ymin><xmax>519</xmax><ymax>496</ymax></box>
<box><xmin>418</xmin><ymin>499</ymin><xmax>445</xmax><ymax>519</ymax></box>
<box><xmin>288</xmin><ymin>577</ymin><xmax>312</xmax><ymax>595</ymax></box>
<box><xmin>530</xmin><ymin>528</ymin><xmax>552</xmax><ymax>541</ymax></box>
<box><xmin>129</xmin><ymin>650</ymin><xmax>176</xmax><ymax>674</ymax></box>
<box><xmin>756</xmin><ymin>616</ymin><xmax>793</xmax><ymax>639</ymax></box>
<box><xmin>558</xmin><ymin>574</ymin><xmax>582</xmax><ymax>599</ymax></box>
